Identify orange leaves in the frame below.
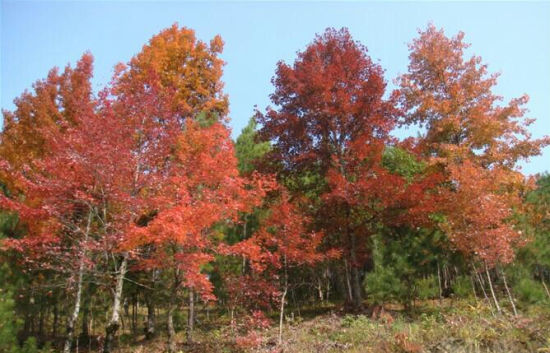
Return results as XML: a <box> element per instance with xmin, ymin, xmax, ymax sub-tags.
<box><xmin>398</xmin><ymin>24</ymin><xmax>549</xmax><ymax>168</ymax></box>
<box><xmin>439</xmin><ymin>161</ymin><xmax>524</xmax><ymax>265</ymax></box>
<box><xmin>255</xmin><ymin>193</ymin><xmax>325</xmax><ymax>266</ymax></box>
<box><xmin>115</xmin><ymin>23</ymin><xmax>227</xmax><ymax>119</ymax></box>
<box><xmin>0</xmin><ymin>53</ymin><xmax>94</xmax><ymax>178</ymax></box>
<box><xmin>0</xmin><ymin>25</ymin><xmax>235</xmax><ymax>296</ymax></box>
<box><xmin>125</xmin><ymin>118</ymin><xmax>274</xmax><ymax>297</ymax></box>
<box><xmin>397</xmin><ymin>24</ymin><xmax>549</xmax><ymax>265</ymax></box>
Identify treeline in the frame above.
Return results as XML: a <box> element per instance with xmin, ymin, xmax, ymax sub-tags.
<box><xmin>0</xmin><ymin>24</ymin><xmax>549</xmax><ymax>353</ymax></box>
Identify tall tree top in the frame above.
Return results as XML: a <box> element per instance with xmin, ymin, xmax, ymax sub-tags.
<box><xmin>235</xmin><ymin>117</ymin><xmax>271</xmax><ymax>176</ymax></box>
<box><xmin>258</xmin><ymin>27</ymin><xmax>396</xmax><ymax>176</ymax></box>
<box><xmin>398</xmin><ymin>24</ymin><xmax>549</xmax><ymax>169</ymax></box>
<box><xmin>114</xmin><ymin>23</ymin><xmax>228</xmax><ymax>122</ymax></box>
<box><xmin>0</xmin><ymin>53</ymin><xmax>95</xmax><ymax>169</ymax></box>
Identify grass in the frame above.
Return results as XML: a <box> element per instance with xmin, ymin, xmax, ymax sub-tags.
<box><xmin>90</xmin><ymin>299</ymin><xmax>550</xmax><ymax>352</ymax></box>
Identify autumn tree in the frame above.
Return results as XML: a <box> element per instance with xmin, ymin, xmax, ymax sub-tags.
<box><xmin>0</xmin><ymin>24</ymin><xmax>233</xmax><ymax>353</ymax></box>
<box><xmin>258</xmin><ymin>27</ymin><xmax>397</xmax><ymax>309</ymax></box>
<box><xmin>95</xmin><ymin>24</ymin><xmax>232</xmax><ymax>352</ymax></box>
<box><xmin>0</xmin><ymin>53</ymin><xmax>94</xmax><ymax>172</ymax></box>
<box><xmin>0</xmin><ymin>55</ymin><xmax>96</xmax><ymax>349</ymax></box>
<box><xmin>398</xmin><ymin>24</ymin><xmax>549</xmax><ymax>265</ymax></box>
<box><xmin>108</xmin><ymin>24</ymin><xmax>273</xmax><ymax>352</ymax></box>
<box><xmin>0</xmin><ymin>53</ymin><xmax>102</xmax><ymax>352</ymax></box>
<box><xmin>0</xmin><ymin>78</ymin><xmax>165</xmax><ymax>352</ymax></box>
<box><xmin>113</xmin><ymin>23</ymin><xmax>228</xmax><ymax>122</ymax></box>
<box><xmin>224</xmin><ymin>188</ymin><xmax>327</xmax><ymax>345</ymax></box>
<box><xmin>398</xmin><ymin>24</ymin><xmax>550</xmax><ymax>313</ymax></box>
<box><xmin>124</xmin><ymin>119</ymin><xmax>269</xmax><ymax>352</ymax></box>
<box><xmin>398</xmin><ymin>24</ymin><xmax>548</xmax><ymax>169</ymax></box>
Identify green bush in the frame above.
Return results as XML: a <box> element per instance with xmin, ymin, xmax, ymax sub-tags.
<box><xmin>416</xmin><ymin>276</ymin><xmax>439</xmax><ymax>300</ymax></box>
<box><xmin>514</xmin><ymin>277</ymin><xmax>548</xmax><ymax>305</ymax></box>
<box><xmin>365</xmin><ymin>262</ymin><xmax>409</xmax><ymax>306</ymax></box>
<box><xmin>0</xmin><ymin>264</ymin><xmax>20</xmax><ymax>353</ymax></box>
<box><xmin>452</xmin><ymin>275</ymin><xmax>473</xmax><ymax>298</ymax></box>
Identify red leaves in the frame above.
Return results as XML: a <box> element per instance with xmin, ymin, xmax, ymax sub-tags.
<box><xmin>258</xmin><ymin>27</ymin><xmax>396</xmax><ymax>176</ymax></box>
<box><xmin>1</xmin><ymin>24</ymin><xmax>546</xmax><ymax>320</ymax></box>
<box><xmin>125</xmin><ymin>119</ymin><xmax>274</xmax><ymax>299</ymax></box>
<box><xmin>254</xmin><ymin>193</ymin><xmax>326</xmax><ymax>266</ymax></box>
<box><xmin>397</xmin><ymin>24</ymin><xmax>547</xmax><ymax>265</ymax></box>
<box><xmin>440</xmin><ymin>161</ymin><xmax>524</xmax><ymax>265</ymax></box>
<box><xmin>0</xmin><ymin>25</ymin><xmax>235</xmax><ymax>298</ymax></box>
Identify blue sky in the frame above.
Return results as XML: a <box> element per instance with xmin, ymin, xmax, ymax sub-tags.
<box><xmin>2</xmin><ymin>1</ymin><xmax>549</xmax><ymax>175</ymax></box>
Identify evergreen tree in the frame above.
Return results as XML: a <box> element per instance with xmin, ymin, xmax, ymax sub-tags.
<box><xmin>235</xmin><ymin>117</ymin><xmax>270</xmax><ymax>175</ymax></box>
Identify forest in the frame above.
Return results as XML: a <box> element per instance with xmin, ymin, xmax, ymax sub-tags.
<box><xmin>0</xmin><ymin>23</ymin><xmax>549</xmax><ymax>353</ymax></box>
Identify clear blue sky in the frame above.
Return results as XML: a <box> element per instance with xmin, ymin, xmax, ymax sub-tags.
<box><xmin>2</xmin><ymin>1</ymin><xmax>549</xmax><ymax>175</ymax></box>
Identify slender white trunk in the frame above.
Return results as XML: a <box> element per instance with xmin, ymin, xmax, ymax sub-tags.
<box><xmin>344</xmin><ymin>259</ymin><xmax>353</xmax><ymax>303</ymax></box>
<box><xmin>542</xmin><ymin>279</ymin><xmax>550</xmax><ymax>300</ymax></box>
<box><xmin>166</xmin><ymin>300</ymin><xmax>176</xmax><ymax>353</ymax></box>
<box><xmin>470</xmin><ymin>273</ymin><xmax>479</xmax><ymax>301</ymax></box>
<box><xmin>103</xmin><ymin>252</ymin><xmax>128</xmax><ymax>353</ymax></box>
<box><xmin>145</xmin><ymin>270</ymin><xmax>157</xmax><ymax>340</ymax></box>
<box><xmin>499</xmin><ymin>266</ymin><xmax>517</xmax><ymax>316</ymax></box>
<box><xmin>437</xmin><ymin>262</ymin><xmax>443</xmax><ymax>303</ymax></box>
<box><xmin>349</xmin><ymin>231</ymin><xmax>362</xmax><ymax>310</ymax></box>
<box><xmin>485</xmin><ymin>263</ymin><xmax>501</xmax><ymax>314</ymax></box>
<box><xmin>317</xmin><ymin>277</ymin><xmax>324</xmax><ymax>302</ymax></box>
<box><xmin>473</xmin><ymin>263</ymin><xmax>494</xmax><ymax>316</ymax></box>
<box><xmin>278</xmin><ymin>256</ymin><xmax>288</xmax><ymax>346</ymax></box>
<box><xmin>63</xmin><ymin>265</ymin><xmax>84</xmax><ymax>353</ymax></box>
<box><xmin>64</xmin><ymin>211</ymin><xmax>92</xmax><ymax>353</ymax></box>
<box><xmin>278</xmin><ymin>286</ymin><xmax>288</xmax><ymax>346</ymax></box>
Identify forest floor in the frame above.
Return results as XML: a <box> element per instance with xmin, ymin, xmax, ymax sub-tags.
<box><xmin>104</xmin><ymin>299</ymin><xmax>550</xmax><ymax>353</ymax></box>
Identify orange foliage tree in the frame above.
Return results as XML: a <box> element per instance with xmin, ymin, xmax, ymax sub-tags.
<box><xmin>397</xmin><ymin>24</ymin><xmax>550</xmax><ymax>266</ymax></box>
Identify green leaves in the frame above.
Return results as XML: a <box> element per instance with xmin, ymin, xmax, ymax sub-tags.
<box><xmin>382</xmin><ymin>146</ymin><xmax>425</xmax><ymax>182</ymax></box>
<box><xmin>235</xmin><ymin>117</ymin><xmax>270</xmax><ymax>175</ymax></box>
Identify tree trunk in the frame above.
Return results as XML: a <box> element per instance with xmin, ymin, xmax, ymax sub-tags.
<box><xmin>499</xmin><ymin>266</ymin><xmax>517</xmax><ymax>316</ymax></box>
<box><xmin>134</xmin><ymin>296</ymin><xmax>138</xmax><ymax>336</ymax></box>
<box><xmin>485</xmin><ymin>263</ymin><xmax>501</xmax><ymax>314</ymax></box>
<box><xmin>473</xmin><ymin>263</ymin><xmax>494</xmax><ymax>316</ymax></box>
<box><xmin>145</xmin><ymin>270</ymin><xmax>157</xmax><ymax>340</ymax></box>
<box><xmin>344</xmin><ymin>260</ymin><xmax>353</xmax><ymax>303</ymax></box>
<box><xmin>80</xmin><ymin>283</ymin><xmax>94</xmax><ymax>342</ymax></box>
<box><xmin>317</xmin><ymin>276</ymin><xmax>324</xmax><ymax>303</ymax></box>
<box><xmin>103</xmin><ymin>252</ymin><xmax>128</xmax><ymax>353</ymax></box>
<box><xmin>63</xmin><ymin>247</ymin><xmax>85</xmax><ymax>353</ymax></box>
<box><xmin>470</xmin><ymin>274</ymin><xmax>479</xmax><ymax>301</ymax></box>
<box><xmin>437</xmin><ymin>262</ymin><xmax>443</xmax><ymax>304</ymax></box>
<box><xmin>166</xmin><ymin>270</ymin><xmax>180</xmax><ymax>353</ymax></box>
<box><xmin>166</xmin><ymin>300</ymin><xmax>176</xmax><ymax>353</ymax></box>
<box><xmin>278</xmin><ymin>256</ymin><xmax>289</xmax><ymax>346</ymax></box>
<box><xmin>186</xmin><ymin>290</ymin><xmax>194</xmax><ymax>345</ymax></box>
<box><xmin>64</xmin><ymin>211</ymin><xmax>92</xmax><ymax>353</ymax></box>
<box><xmin>473</xmin><ymin>263</ymin><xmax>487</xmax><ymax>300</ymax></box>
<box><xmin>53</xmin><ymin>302</ymin><xmax>59</xmax><ymax>338</ymax></box>
<box><xmin>349</xmin><ymin>232</ymin><xmax>362</xmax><ymax>310</ymax></box>
<box><xmin>542</xmin><ymin>278</ymin><xmax>550</xmax><ymax>300</ymax></box>
<box><xmin>278</xmin><ymin>286</ymin><xmax>288</xmax><ymax>346</ymax></box>
<box><xmin>38</xmin><ymin>305</ymin><xmax>45</xmax><ymax>343</ymax></box>
<box><xmin>325</xmin><ymin>268</ymin><xmax>331</xmax><ymax>302</ymax></box>
<box><xmin>145</xmin><ymin>297</ymin><xmax>155</xmax><ymax>340</ymax></box>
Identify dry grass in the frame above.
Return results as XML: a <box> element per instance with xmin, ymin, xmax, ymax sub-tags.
<box><xmin>107</xmin><ymin>300</ymin><xmax>550</xmax><ymax>353</ymax></box>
